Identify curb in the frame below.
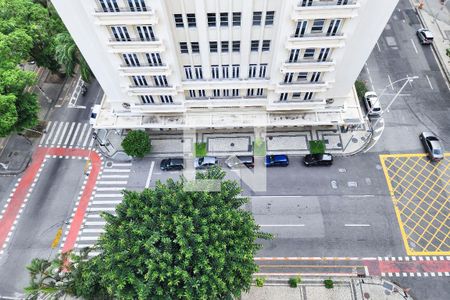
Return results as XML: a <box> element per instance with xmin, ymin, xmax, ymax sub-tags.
<box><xmin>0</xmin><ymin>155</ymin><xmax>32</xmax><ymax>176</ymax></box>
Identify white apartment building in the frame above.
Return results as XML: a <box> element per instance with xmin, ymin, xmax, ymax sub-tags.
<box><xmin>52</xmin><ymin>0</ymin><xmax>399</xmax><ymax>130</ymax></box>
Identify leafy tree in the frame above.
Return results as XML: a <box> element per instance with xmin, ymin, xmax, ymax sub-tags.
<box><xmin>0</xmin><ymin>95</ymin><xmax>18</xmax><ymax>137</ymax></box>
<box><xmin>121</xmin><ymin>130</ymin><xmax>151</xmax><ymax>158</ymax></box>
<box><xmin>91</xmin><ymin>167</ymin><xmax>268</xmax><ymax>299</ymax></box>
<box><xmin>15</xmin><ymin>92</ymin><xmax>39</xmax><ymax>131</ymax></box>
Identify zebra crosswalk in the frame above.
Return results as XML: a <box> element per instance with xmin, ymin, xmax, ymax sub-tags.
<box><xmin>74</xmin><ymin>161</ymin><xmax>132</xmax><ymax>256</ymax></box>
<box><xmin>39</xmin><ymin>121</ymin><xmax>95</xmax><ymax>149</ymax></box>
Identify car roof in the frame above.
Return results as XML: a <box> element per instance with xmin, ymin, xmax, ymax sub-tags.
<box><xmin>269</xmin><ymin>154</ymin><xmax>288</xmax><ymax>161</ymax></box>
<box><xmin>202</xmin><ymin>156</ymin><xmax>217</xmax><ymax>163</ymax></box>
<box><xmin>421</xmin><ymin>30</ymin><xmax>433</xmax><ymax>38</ymax></box>
<box><xmin>429</xmin><ymin>140</ymin><xmax>442</xmax><ymax>149</ymax></box>
<box><xmin>421</xmin><ymin>131</ymin><xmax>437</xmax><ymax>139</ymax></box>
<box><xmin>169</xmin><ymin>158</ymin><xmax>183</xmax><ymax>164</ymax></box>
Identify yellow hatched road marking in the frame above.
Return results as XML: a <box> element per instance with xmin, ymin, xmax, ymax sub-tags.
<box><xmin>51</xmin><ymin>227</ymin><xmax>63</xmax><ymax>249</ymax></box>
<box><xmin>393</xmin><ymin>158</ymin><xmax>429</xmax><ymax>196</ymax></box>
<box><xmin>388</xmin><ymin>157</ymin><xmax>412</xmax><ymax>181</ymax></box>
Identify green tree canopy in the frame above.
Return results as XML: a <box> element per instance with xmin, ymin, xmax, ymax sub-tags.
<box><xmin>0</xmin><ymin>94</ymin><xmax>18</xmax><ymax>136</ymax></box>
<box><xmin>121</xmin><ymin>130</ymin><xmax>151</xmax><ymax>158</ymax></box>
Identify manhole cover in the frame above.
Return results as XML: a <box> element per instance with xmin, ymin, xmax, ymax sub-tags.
<box><xmin>338</xmin><ymin>168</ymin><xmax>347</xmax><ymax>173</ymax></box>
<box><xmin>361</xmin><ymin>136</ymin><xmax>366</xmax><ymax>141</ymax></box>
<box><xmin>331</xmin><ymin>180</ymin><xmax>338</xmax><ymax>189</ymax></box>
<box><xmin>364</xmin><ymin>292</ymin><xmax>370</xmax><ymax>299</ymax></box>
<box><xmin>337</xmin><ymin>142</ymin><xmax>342</xmax><ymax>148</ymax></box>
<box><xmin>347</xmin><ymin>181</ymin><xmax>358</xmax><ymax>188</ymax></box>
<box><xmin>105</xmin><ymin>161</ymin><xmax>113</xmax><ymax>168</ymax></box>
<box><xmin>268</xmin><ymin>136</ymin><xmax>273</xmax><ymax>140</ymax></box>
<box><xmin>230</xmin><ymin>143</ymin><xmax>235</xmax><ymax>147</ymax></box>
<box><xmin>352</xmin><ymin>138</ymin><xmax>358</xmax><ymax>143</ymax></box>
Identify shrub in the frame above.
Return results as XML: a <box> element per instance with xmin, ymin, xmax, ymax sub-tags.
<box><xmin>253</xmin><ymin>138</ymin><xmax>266</xmax><ymax>157</ymax></box>
<box><xmin>324</xmin><ymin>278</ymin><xmax>334</xmax><ymax>289</ymax></box>
<box><xmin>121</xmin><ymin>130</ymin><xmax>151</xmax><ymax>158</ymax></box>
<box><xmin>288</xmin><ymin>276</ymin><xmax>301</xmax><ymax>288</ymax></box>
<box><xmin>255</xmin><ymin>277</ymin><xmax>266</xmax><ymax>287</ymax></box>
<box><xmin>309</xmin><ymin>140</ymin><xmax>326</xmax><ymax>154</ymax></box>
<box><xmin>194</xmin><ymin>142</ymin><xmax>207</xmax><ymax>157</ymax></box>
<box><xmin>355</xmin><ymin>80</ymin><xmax>368</xmax><ymax>99</ymax></box>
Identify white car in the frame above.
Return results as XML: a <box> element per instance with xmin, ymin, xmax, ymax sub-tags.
<box><xmin>89</xmin><ymin>105</ymin><xmax>101</xmax><ymax>125</ymax></box>
<box><xmin>364</xmin><ymin>91</ymin><xmax>382</xmax><ymax>117</ymax></box>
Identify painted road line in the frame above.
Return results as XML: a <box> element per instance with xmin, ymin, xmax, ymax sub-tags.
<box><xmin>92</xmin><ymin>200</ymin><xmax>122</xmax><ymax>205</ymax></box>
<box><xmin>94</xmin><ymin>194</ymin><xmax>123</xmax><ymax>198</ymax></box>
<box><xmin>39</xmin><ymin>121</ymin><xmax>51</xmax><ymax>145</ymax></box>
<box><xmin>88</xmin><ymin>133</ymin><xmax>95</xmax><ymax>148</ymax></box>
<box><xmin>103</xmin><ymin>169</ymin><xmax>131</xmax><ymax>173</ymax></box>
<box><xmin>69</xmin><ymin>123</ymin><xmax>81</xmax><ymax>146</ymax></box>
<box><xmin>254</xmin><ymin>257</ymin><xmax>376</xmax><ymax>261</ymax></box>
<box><xmin>259</xmin><ymin>224</ymin><xmax>305</xmax><ymax>227</ymax></box>
<box><xmin>81</xmin><ymin>127</ymin><xmax>92</xmax><ymax>148</ymax></box>
<box><xmin>96</xmin><ymin>187</ymin><xmax>124</xmax><ymax>191</ymax></box>
<box><xmin>76</xmin><ymin>124</ymin><xmax>88</xmax><ymax>147</ymax></box>
<box><xmin>79</xmin><ymin>236</ymin><xmax>99</xmax><ymax>241</ymax></box>
<box><xmin>82</xmin><ymin>228</ymin><xmax>105</xmax><ymax>233</ymax></box>
<box><xmin>86</xmin><ymin>214</ymin><xmax>102</xmax><ymax>219</ymax></box>
<box><xmin>85</xmin><ymin>221</ymin><xmax>106</xmax><ymax>226</ymax></box>
<box><xmin>387</xmin><ymin>74</ymin><xmax>394</xmax><ymax>91</ymax></box>
<box><xmin>51</xmin><ymin>121</ymin><xmax>64</xmax><ymax>146</ymax></box>
<box><xmin>63</xmin><ymin>122</ymin><xmax>76</xmax><ymax>146</ymax></box>
<box><xmin>255</xmin><ymin>272</ymin><xmax>354</xmax><ymax>277</ymax></box>
<box><xmin>345</xmin><ymin>224</ymin><xmax>371</xmax><ymax>227</ymax></box>
<box><xmin>425</xmin><ymin>75</ymin><xmax>433</xmax><ymax>90</ymax></box>
<box><xmin>44</xmin><ymin>121</ymin><xmax>58</xmax><ymax>145</ymax></box>
<box><xmin>145</xmin><ymin>161</ymin><xmax>155</xmax><ymax>188</ymax></box>
<box><xmin>410</xmin><ymin>39</ymin><xmax>418</xmax><ymax>54</ymax></box>
<box><xmin>88</xmin><ymin>207</ymin><xmax>116</xmax><ymax>211</ymax></box>
<box><xmin>100</xmin><ymin>175</ymin><xmax>129</xmax><ymax>178</ymax></box>
<box><xmin>113</xmin><ymin>163</ymin><xmax>133</xmax><ymax>167</ymax></box>
<box><xmin>57</xmin><ymin>122</ymin><xmax>69</xmax><ymax>146</ymax></box>
<box><xmin>97</xmin><ymin>181</ymin><xmax>127</xmax><ymax>185</ymax></box>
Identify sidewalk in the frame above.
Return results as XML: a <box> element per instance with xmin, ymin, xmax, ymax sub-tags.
<box><xmin>412</xmin><ymin>0</ymin><xmax>450</xmax><ymax>82</ymax></box>
<box><xmin>241</xmin><ymin>277</ymin><xmax>413</xmax><ymax>300</ymax></box>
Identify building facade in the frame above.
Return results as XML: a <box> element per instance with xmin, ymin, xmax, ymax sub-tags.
<box><xmin>52</xmin><ymin>0</ymin><xmax>399</xmax><ymax>130</ymax></box>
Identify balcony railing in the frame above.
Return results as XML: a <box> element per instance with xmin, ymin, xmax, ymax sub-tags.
<box><xmin>109</xmin><ymin>38</ymin><xmax>158</xmax><ymax>43</ymax></box>
<box><xmin>95</xmin><ymin>7</ymin><xmax>150</xmax><ymax>13</ymax></box>
<box><xmin>291</xmin><ymin>33</ymin><xmax>344</xmax><ymax>39</ymax></box>
<box><xmin>120</xmin><ymin>63</ymin><xmax>166</xmax><ymax>68</ymax></box>
<box><xmin>298</xmin><ymin>0</ymin><xmax>357</xmax><ymax>7</ymax></box>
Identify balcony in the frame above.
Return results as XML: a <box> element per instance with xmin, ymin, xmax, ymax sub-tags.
<box><xmin>130</xmin><ymin>102</ymin><xmax>185</xmax><ymax>113</ymax></box>
<box><xmin>282</xmin><ymin>60</ymin><xmax>335</xmax><ymax>73</ymax></box>
<box><xmin>118</xmin><ymin>64</ymin><xmax>170</xmax><ymax>76</ymax></box>
<box><xmin>185</xmin><ymin>97</ymin><xmax>267</xmax><ymax>109</ymax></box>
<box><xmin>93</xmin><ymin>8</ymin><xmax>157</xmax><ymax>25</ymax></box>
<box><xmin>276</xmin><ymin>82</ymin><xmax>329</xmax><ymax>93</ymax></box>
<box><xmin>267</xmin><ymin>99</ymin><xmax>325</xmax><ymax>111</ymax></box>
<box><xmin>107</xmin><ymin>38</ymin><xmax>164</xmax><ymax>53</ymax></box>
<box><xmin>182</xmin><ymin>78</ymin><xmax>270</xmax><ymax>90</ymax></box>
<box><xmin>294</xmin><ymin>1</ymin><xmax>359</xmax><ymax>19</ymax></box>
<box><xmin>127</xmin><ymin>85</ymin><xmax>176</xmax><ymax>95</ymax></box>
<box><xmin>286</xmin><ymin>34</ymin><xmax>346</xmax><ymax>49</ymax></box>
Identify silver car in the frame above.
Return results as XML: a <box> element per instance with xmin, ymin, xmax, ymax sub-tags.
<box><xmin>419</xmin><ymin>132</ymin><xmax>444</xmax><ymax>162</ymax></box>
<box><xmin>194</xmin><ymin>156</ymin><xmax>218</xmax><ymax>169</ymax></box>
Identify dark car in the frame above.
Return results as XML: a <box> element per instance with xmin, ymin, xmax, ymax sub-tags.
<box><xmin>303</xmin><ymin>153</ymin><xmax>333</xmax><ymax>167</ymax></box>
<box><xmin>160</xmin><ymin>158</ymin><xmax>184</xmax><ymax>171</ymax></box>
<box><xmin>265</xmin><ymin>154</ymin><xmax>289</xmax><ymax>167</ymax></box>
<box><xmin>225</xmin><ymin>155</ymin><xmax>255</xmax><ymax>169</ymax></box>
<box><xmin>416</xmin><ymin>28</ymin><xmax>434</xmax><ymax>45</ymax></box>
<box><xmin>194</xmin><ymin>156</ymin><xmax>218</xmax><ymax>169</ymax></box>
<box><xmin>419</xmin><ymin>132</ymin><xmax>444</xmax><ymax>161</ymax></box>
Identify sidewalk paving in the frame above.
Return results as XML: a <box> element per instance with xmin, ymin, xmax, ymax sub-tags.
<box><xmin>241</xmin><ymin>277</ymin><xmax>413</xmax><ymax>300</ymax></box>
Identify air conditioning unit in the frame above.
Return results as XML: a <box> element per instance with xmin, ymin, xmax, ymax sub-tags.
<box><xmin>326</xmin><ymin>98</ymin><xmax>334</xmax><ymax>104</ymax></box>
<box><xmin>122</xmin><ymin>102</ymin><xmax>131</xmax><ymax>109</ymax></box>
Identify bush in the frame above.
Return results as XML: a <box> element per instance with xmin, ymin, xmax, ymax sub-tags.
<box><xmin>194</xmin><ymin>142</ymin><xmax>207</xmax><ymax>157</ymax></box>
<box><xmin>324</xmin><ymin>278</ymin><xmax>334</xmax><ymax>289</ymax></box>
<box><xmin>355</xmin><ymin>80</ymin><xmax>368</xmax><ymax>99</ymax></box>
<box><xmin>253</xmin><ymin>138</ymin><xmax>266</xmax><ymax>157</ymax></box>
<box><xmin>309</xmin><ymin>140</ymin><xmax>326</xmax><ymax>154</ymax></box>
<box><xmin>446</xmin><ymin>48</ymin><xmax>450</xmax><ymax>58</ymax></box>
<box><xmin>121</xmin><ymin>130</ymin><xmax>151</xmax><ymax>158</ymax></box>
<box><xmin>288</xmin><ymin>276</ymin><xmax>301</xmax><ymax>288</ymax></box>
<box><xmin>255</xmin><ymin>277</ymin><xmax>266</xmax><ymax>287</ymax></box>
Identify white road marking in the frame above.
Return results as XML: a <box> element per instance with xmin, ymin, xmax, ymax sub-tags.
<box><xmin>51</xmin><ymin>121</ymin><xmax>64</xmax><ymax>145</ymax></box>
<box><xmin>82</xmin><ymin>228</ymin><xmax>105</xmax><ymax>233</ymax></box>
<box><xmin>88</xmin><ymin>207</ymin><xmax>116</xmax><ymax>211</ymax></box>
<box><xmin>145</xmin><ymin>161</ymin><xmax>155</xmax><ymax>188</ymax></box>
<box><xmin>79</xmin><ymin>236</ymin><xmax>99</xmax><ymax>241</ymax></box>
<box><xmin>259</xmin><ymin>224</ymin><xmax>305</xmax><ymax>227</ymax></box>
<box><xmin>92</xmin><ymin>200</ymin><xmax>122</xmax><ymax>205</ymax></box>
<box><xmin>100</xmin><ymin>174</ymin><xmax>129</xmax><ymax>178</ymax></box>
<box><xmin>81</xmin><ymin>127</ymin><xmax>92</xmax><ymax>147</ymax></box>
<box><xmin>95</xmin><ymin>194</ymin><xmax>123</xmax><ymax>198</ymax></box>
<box><xmin>112</xmin><ymin>163</ymin><xmax>133</xmax><ymax>167</ymax></box>
<box><xmin>387</xmin><ymin>74</ymin><xmax>394</xmax><ymax>90</ymax></box>
<box><xmin>376</xmin><ymin>41</ymin><xmax>381</xmax><ymax>52</ymax></box>
<box><xmin>345</xmin><ymin>224</ymin><xmax>371</xmax><ymax>227</ymax></box>
<box><xmin>425</xmin><ymin>75</ymin><xmax>434</xmax><ymax>90</ymax></box>
<box><xmin>63</xmin><ymin>122</ymin><xmax>76</xmax><ymax>146</ymax></box>
<box><xmin>57</xmin><ymin>122</ymin><xmax>69</xmax><ymax>145</ymax></box>
<box><xmin>103</xmin><ymin>169</ymin><xmax>131</xmax><ymax>173</ymax></box>
<box><xmin>410</xmin><ymin>39</ymin><xmax>418</xmax><ymax>54</ymax></box>
<box><xmin>96</xmin><ymin>187</ymin><xmax>124</xmax><ymax>191</ymax></box>
<box><xmin>85</xmin><ymin>221</ymin><xmax>106</xmax><ymax>226</ymax></box>
<box><xmin>97</xmin><ymin>181</ymin><xmax>127</xmax><ymax>185</ymax></box>
<box><xmin>39</xmin><ymin>121</ymin><xmax>51</xmax><ymax>145</ymax></box>
<box><xmin>69</xmin><ymin>123</ymin><xmax>81</xmax><ymax>146</ymax></box>
<box><xmin>44</xmin><ymin>121</ymin><xmax>58</xmax><ymax>144</ymax></box>
<box><xmin>76</xmin><ymin>123</ymin><xmax>88</xmax><ymax>146</ymax></box>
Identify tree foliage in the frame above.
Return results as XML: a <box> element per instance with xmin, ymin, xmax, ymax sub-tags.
<box><xmin>121</xmin><ymin>130</ymin><xmax>151</xmax><ymax>158</ymax></box>
<box><xmin>25</xmin><ymin>168</ymin><xmax>268</xmax><ymax>300</ymax></box>
<box><xmin>0</xmin><ymin>94</ymin><xmax>18</xmax><ymax>137</ymax></box>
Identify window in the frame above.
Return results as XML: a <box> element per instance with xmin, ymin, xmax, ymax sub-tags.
<box><xmin>233</xmin><ymin>12</ymin><xmax>241</xmax><ymax>26</ymax></box>
<box><xmin>253</xmin><ymin>11</ymin><xmax>262</xmax><ymax>26</ymax></box>
<box><xmin>232</xmin><ymin>41</ymin><xmax>240</xmax><ymax>52</ymax></box>
<box><xmin>123</xmin><ymin>53</ymin><xmax>140</xmax><ymax>67</ymax></box>
<box><xmin>259</xmin><ymin>64</ymin><xmax>267</xmax><ymax>78</ymax></box>
<box><xmin>221</xmin><ymin>41</ymin><xmax>229</xmax><ymax>52</ymax></box>
<box><xmin>232</xmin><ymin>89</ymin><xmax>239</xmax><ymax>97</ymax></box>
<box><xmin>189</xmin><ymin>90</ymin><xmax>196</xmax><ymax>98</ymax></box>
<box><xmin>199</xmin><ymin>90</ymin><xmax>206</xmax><ymax>98</ymax></box>
<box><xmin>213</xmin><ymin>89</ymin><xmax>220</xmax><ymax>97</ymax></box>
<box><xmin>284</xmin><ymin>73</ymin><xmax>293</xmax><ymax>83</ymax></box>
<box><xmin>160</xmin><ymin>95</ymin><xmax>173</xmax><ymax>103</ymax></box>
<box><xmin>223</xmin><ymin>89</ymin><xmax>230</xmax><ymax>97</ymax></box>
<box><xmin>311</xmin><ymin>19</ymin><xmax>325</xmax><ymax>32</ymax></box>
<box><xmin>154</xmin><ymin>75</ymin><xmax>168</xmax><ymax>87</ymax></box>
<box><xmin>247</xmin><ymin>89</ymin><xmax>255</xmax><ymax>97</ymax></box>
<box><xmin>140</xmin><ymin>95</ymin><xmax>154</xmax><ymax>104</ymax></box>
<box><xmin>210</xmin><ymin>41</ymin><xmax>218</xmax><ymax>53</ymax></box>
<box><xmin>304</xmin><ymin>92</ymin><xmax>313</xmax><ymax>100</ymax></box>
<box><xmin>111</xmin><ymin>26</ymin><xmax>130</xmax><ymax>41</ymax></box>
<box><xmin>146</xmin><ymin>53</ymin><xmax>162</xmax><ymax>66</ymax></box>
<box><xmin>132</xmin><ymin>75</ymin><xmax>148</xmax><ymax>86</ymax></box>
<box><xmin>303</xmin><ymin>48</ymin><xmax>315</xmax><ymax>58</ymax></box>
<box><xmin>211</xmin><ymin>65</ymin><xmax>219</xmax><ymax>79</ymax></box>
<box><xmin>207</xmin><ymin>13</ymin><xmax>216</xmax><ymax>27</ymax></box>
<box><xmin>187</xmin><ymin>13</ymin><xmax>196</xmax><ymax>27</ymax></box>
<box><xmin>232</xmin><ymin>65</ymin><xmax>240</xmax><ymax>78</ymax></box>
<box><xmin>310</xmin><ymin>72</ymin><xmax>321</xmax><ymax>82</ymax></box>
<box><xmin>265</xmin><ymin>11</ymin><xmax>275</xmax><ymax>25</ymax></box>
<box><xmin>279</xmin><ymin>93</ymin><xmax>288</xmax><ymax>101</ymax></box>
<box><xmin>191</xmin><ymin>42</ymin><xmax>200</xmax><ymax>53</ymax></box>
<box><xmin>137</xmin><ymin>25</ymin><xmax>155</xmax><ymax>41</ymax></box>
<box><xmin>249</xmin><ymin>64</ymin><xmax>257</xmax><ymax>78</ymax></box>
<box><xmin>100</xmin><ymin>0</ymin><xmax>119</xmax><ymax>12</ymax></box>
<box><xmin>180</xmin><ymin>42</ymin><xmax>188</xmax><ymax>53</ymax></box>
<box><xmin>128</xmin><ymin>0</ymin><xmax>147</xmax><ymax>12</ymax></box>
<box><xmin>292</xmin><ymin>92</ymin><xmax>301</xmax><ymax>99</ymax></box>
<box><xmin>174</xmin><ymin>14</ymin><xmax>184</xmax><ymax>27</ymax></box>
<box><xmin>220</xmin><ymin>12</ymin><xmax>228</xmax><ymax>26</ymax></box>
<box><xmin>251</xmin><ymin>40</ymin><xmax>259</xmax><ymax>52</ymax></box>
<box><xmin>194</xmin><ymin>65</ymin><xmax>203</xmax><ymax>79</ymax></box>
<box><xmin>184</xmin><ymin>66</ymin><xmax>193</xmax><ymax>80</ymax></box>
<box><xmin>256</xmin><ymin>88</ymin><xmax>264</xmax><ymax>96</ymax></box>
<box><xmin>297</xmin><ymin>72</ymin><xmax>308</xmax><ymax>81</ymax></box>
<box><xmin>222</xmin><ymin>65</ymin><xmax>229</xmax><ymax>78</ymax></box>
<box><xmin>289</xmin><ymin>49</ymin><xmax>300</xmax><ymax>62</ymax></box>
<box><xmin>262</xmin><ymin>40</ymin><xmax>271</xmax><ymax>52</ymax></box>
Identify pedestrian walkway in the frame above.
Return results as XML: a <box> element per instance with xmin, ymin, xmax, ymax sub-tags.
<box><xmin>39</xmin><ymin>121</ymin><xmax>95</xmax><ymax>149</ymax></box>
<box><xmin>73</xmin><ymin>161</ymin><xmax>132</xmax><ymax>256</ymax></box>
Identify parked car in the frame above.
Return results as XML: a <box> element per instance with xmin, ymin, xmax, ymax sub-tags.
<box><xmin>364</xmin><ymin>91</ymin><xmax>382</xmax><ymax>117</ymax></box>
<box><xmin>303</xmin><ymin>153</ymin><xmax>333</xmax><ymax>167</ymax></box>
<box><xmin>419</xmin><ymin>132</ymin><xmax>444</xmax><ymax>161</ymax></box>
<box><xmin>194</xmin><ymin>156</ymin><xmax>218</xmax><ymax>169</ymax></box>
<box><xmin>265</xmin><ymin>154</ymin><xmax>289</xmax><ymax>167</ymax></box>
<box><xmin>416</xmin><ymin>28</ymin><xmax>434</xmax><ymax>45</ymax></box>
<box><xmin>225</xmin><ymin>155</ymin><xmax>255</xmax><ymax>169</ymax></box>
<box><xmin>89</xmin><ymin>104</ymin><xmax>101</xmax><ymax>125</ymax></box>
<box><xmin>160</xmin><ymin>158</ymin><xmax>184</xmax><ymax>171</ymax></box>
